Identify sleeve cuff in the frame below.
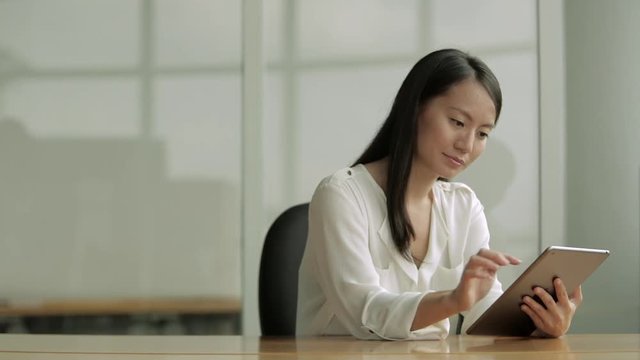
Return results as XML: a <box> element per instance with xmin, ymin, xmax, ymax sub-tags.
<box><xmin>361</xmin><ymin>291</ymin><xmax>449</xmax><ymax>340</ymax></box>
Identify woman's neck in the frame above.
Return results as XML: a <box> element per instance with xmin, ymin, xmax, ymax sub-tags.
<box><xmin>363</xmin><ymin>158</ymin><xmax>388</xmax><ymax>193</ymax></box>
<box><xmin>363</xmin><ymin>157</ymin><xmax>437</xmax><ymax>204</ymax></box>
<box><xmin>405</xmin><ymin>160</ymin><xmax>438</xmax><ymax>204</ymax></box>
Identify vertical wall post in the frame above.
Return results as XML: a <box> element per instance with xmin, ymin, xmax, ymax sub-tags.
<box><xmin>538</xmin><ymin>0</ymin><xmax>567</xmax><ymax>251</ymax></box>
<box><xmin>241</xmin><ymin>0</ymin><xmax>263</xmax><ymax>335</ymax></box>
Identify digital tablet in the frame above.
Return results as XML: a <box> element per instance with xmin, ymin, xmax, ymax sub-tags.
<box><xmin>465</xmin><ymin>246</ymin><xmax>610</xmax><ymax>336</ymax></box>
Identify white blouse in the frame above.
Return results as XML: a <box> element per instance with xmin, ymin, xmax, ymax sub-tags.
<box><xmin>296</xmin><ymin>164</ymin><xmax>504</xmax><ymax>340</ymax></box>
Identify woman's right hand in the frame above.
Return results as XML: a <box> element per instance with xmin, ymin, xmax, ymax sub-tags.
<box><xmin>451</xmin><ymin>249</ymin><xmax>520</xmax><ymax>311</ymax></box>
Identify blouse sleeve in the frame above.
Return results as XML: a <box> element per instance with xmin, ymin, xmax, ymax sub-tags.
<box><xmin>307</xmin><ymin>180</ymin><xmax>440</xmax><ymax>340</ymax></box>
<box><xmin>459</xmin><ymin>200</ymin><xmax>504</xmax><ymax>334</ymax></box>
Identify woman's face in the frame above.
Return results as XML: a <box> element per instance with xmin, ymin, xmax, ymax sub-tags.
<box><xmin>414</xmin><ymin>78</ymin><xmax>497</xmax><ymax>180</ymax></box>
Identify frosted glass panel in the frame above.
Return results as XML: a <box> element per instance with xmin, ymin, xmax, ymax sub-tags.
<box><xmin>3</xmin><ymin>79</ymin><xmax>139</xmax><ymax>137</ymax></box>
<box><xmin>262</xmin><ymin>72</ymin><xmax>286</xmax><ymax>222</ymax></box>
<box><xmin>150</xmin><ymin>75</ymin><xmax>242</xmax><ymax>297</ymax></box>
<box><xmin>153</xmin><ymin>75</ymin><xmax>241</xmax><ymax>181</ymax></box>
<box><xmin>0</xmin><ymin>1</ymin><xmax>242</xmax><ymax>305</ymax></box>
<box><xmin>155</xmin><ymin>0</ymin><xmax>241</xmax><ymax>66</ymax></box>
<box><xmin>295</xmin><ymin>65</ymin><xmax>410</xmax><ymax>200</ymax></box>
<box><xmin>431</xmin><ymin>0</ymin><xmax>537</xmax><ymax>49</ymax></box>
<box><xmin>263</xmin><ymin>0</ymin><xmax>285</xmax><ymax>63</ymax></box>
<box><xmin>297</xmin><ymin>0</ymin><xmax>419</xmax><ymax>60</ymax></box>
<box><xmin>0</xmin><ymin>0</ymin><xmax>139</xmax><ymax>69</ymax></box>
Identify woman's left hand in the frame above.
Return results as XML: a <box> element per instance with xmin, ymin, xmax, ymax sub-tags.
<box><xmin>520</xmin><ymin>278</ymin><xmax>583</xmax><ymax>338</ymax></box>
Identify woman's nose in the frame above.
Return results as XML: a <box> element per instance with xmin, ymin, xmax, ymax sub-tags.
<box><xmin>454</xmin><ymin>132</ymin><xmax>474</xmax><ymax>153</ymax></box>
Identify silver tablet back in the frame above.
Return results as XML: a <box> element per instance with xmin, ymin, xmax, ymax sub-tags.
<box><xmin>466</xmin><ymin>246</ymin><xmax>610</xmax><ymax>336</ymax></box>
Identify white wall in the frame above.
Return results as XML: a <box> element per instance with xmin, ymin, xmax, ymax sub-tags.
<box><xmin>564</xmin><ymin>0</ymin><xmax>640</xmax><ymax>332</ymax></box>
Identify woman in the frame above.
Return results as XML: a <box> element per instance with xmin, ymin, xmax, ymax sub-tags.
<box><xmin>296</xmin><ymin>49</ymin><xmax>581</xmax><ymax>340</ymax></box>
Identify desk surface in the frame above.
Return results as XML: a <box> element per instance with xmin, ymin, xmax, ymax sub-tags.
<box><xmin>0</xmin><ymin>334</ymin><xmax>638</xmax><ymax>359</ymax></box>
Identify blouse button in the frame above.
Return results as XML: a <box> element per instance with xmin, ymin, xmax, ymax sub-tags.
<box><xmin>347</xmin><ymin>170</ymin><xmax>352</xmax><ymax>176</ymax></box>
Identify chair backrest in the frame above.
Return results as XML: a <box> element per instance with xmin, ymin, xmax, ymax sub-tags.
<box><xmin>258</xmin><ymin>203</ymin><xmax>309</xmax><ymax>336</ymax></box>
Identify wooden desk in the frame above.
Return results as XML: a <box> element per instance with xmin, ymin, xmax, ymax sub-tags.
<box><xmin>0</xmin><ymin>297</ymin><xmax>241</xmax><ymax>335</ymax></box>
<box><xmin>0</xmin><ymin>334</ymin><xmax>638</xmax><ymax>359</ymax></box>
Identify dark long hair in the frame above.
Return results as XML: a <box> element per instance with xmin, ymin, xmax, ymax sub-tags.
<box><xmin>352</xmin><ymin>49</ymin><xmax>502</xmax><ymax>259</ymax></box>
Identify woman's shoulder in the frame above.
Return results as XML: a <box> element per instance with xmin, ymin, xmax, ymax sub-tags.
<box><xmin>310</xmin><ymin>166</ymin><xmax>374</xmax><ymax>217</ymax></box>
<box><xmin>317</xmin><ymin>167</ymin><xmax>355</xmax><ymax>186</ymax></box>
<box><xmin>315</xmin><ymin>165</ymin><xmax>372</xmax><ymax>191</ymax></box>
<box><xmin>312</xmin><ymin>164</ymin><xmax>382</xmax><ymax>206</ymax></box>
<box><xmin>312</xmin><ymin>166</ymin><xmax>358</xmax><ymax>200</ymax></box>
<box><xmin>311</xmin><ymin>169</ymin><xmax>352</xmax><ymax>201</ymax></box>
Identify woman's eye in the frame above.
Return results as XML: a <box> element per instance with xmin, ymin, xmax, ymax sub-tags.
<box><xmin>478</xmin><ymin>132</ymin><xmax>490</xmax><ymax>139</ymax></box>
<box><xmin>450</xmin><ymin>118</ymin><xmax>464</xmax><ymax>127</ymax></box>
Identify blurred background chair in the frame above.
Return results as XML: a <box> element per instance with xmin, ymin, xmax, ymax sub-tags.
<box><xmin>258</xmin><ymin>203</ymin><xmax>309</xmax><ymax>336</ymax></box>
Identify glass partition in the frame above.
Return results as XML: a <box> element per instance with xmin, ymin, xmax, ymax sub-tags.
<box><xmin>0</xmin><ymin>0</ymin><xmax>242</xmax><ymax>334</ymax></box>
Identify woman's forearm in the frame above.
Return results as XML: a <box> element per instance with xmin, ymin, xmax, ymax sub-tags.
<box><xmin>410</xmin><ymin>290</ymin><xmax>460</xmax><ymax>331</ymax></box>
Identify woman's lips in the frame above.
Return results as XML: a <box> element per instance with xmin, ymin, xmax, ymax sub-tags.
<box><xmin>444</xmin><ymin>153</ymin><xmax>465</xmax><ymax>166</ymax></box>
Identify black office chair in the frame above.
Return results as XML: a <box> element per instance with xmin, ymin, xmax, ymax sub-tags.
<box><xmin>258</xmin><ymin>203</ymin><xmax>309</xmax><ymax>336</ymax></box>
